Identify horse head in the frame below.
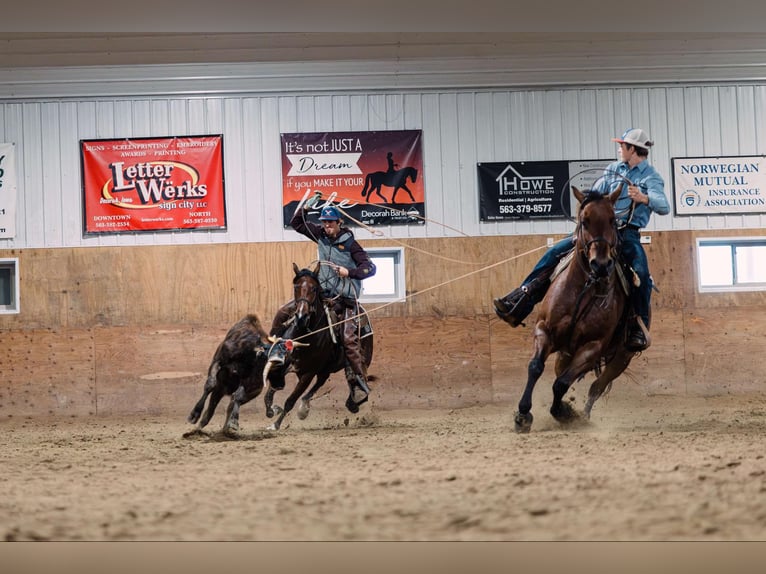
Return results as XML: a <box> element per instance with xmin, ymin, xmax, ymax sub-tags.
<box><xmin>291</xmin><ymin>261</ymin><xmax>322</xmax><ymax>328</ymax></box>
<box><xmin>407</xmin><ymin>167</ymin><xmax>418</xmax><ymax>183</ymax></box>
<box><xmin>573</xmin><ymin>184</ymin><xmax>623</xmax><ymax>279</ymax></box>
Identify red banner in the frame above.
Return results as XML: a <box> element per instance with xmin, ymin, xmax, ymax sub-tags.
<box><xmin>80</xmin><ymin>135</ymin><xmax>226</xmax><ymax>234</ymax></box>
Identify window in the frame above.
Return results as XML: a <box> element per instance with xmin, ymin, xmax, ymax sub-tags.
<box><xmin>360</xmin><ymin>247</ymin><xmax>406</xmax><ymax>303</ymax></box>
<box><xmin>0</xmin><ymin>258</ymin><xmax>19</xmax><ymax>314</ymax></box>
<box><xmin>697</xmin><ymin>238</ymin><xmax>766</xmax><ymax>292</ymax></box>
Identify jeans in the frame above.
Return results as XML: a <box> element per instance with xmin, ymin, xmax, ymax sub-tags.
<box><xmin>521</xmin><ymin>230</ymin><xmax>651</xmax><ymax>327</ymax></box>
<box><xmin>522</xmin><ymin>235</ymin><xmax>576</xmax><ymax>284</ymax></box>
<box><xmin>619</xmin><ymin>228</ymin><xmax>651</xmax><ymax>327</ymax></box>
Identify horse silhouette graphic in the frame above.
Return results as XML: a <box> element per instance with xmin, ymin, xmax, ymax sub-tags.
<box><xmin>360</xmin><ymin>165</ymin><xmax>418</xmax><ymax>203</ymax></box>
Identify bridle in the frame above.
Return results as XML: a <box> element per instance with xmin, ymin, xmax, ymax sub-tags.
<box><xmin>574</xmin><ymin>193</ymin><xmax>621</xmax><ymax>281</ymax></box>
<box><xmin>292</xmin><ymin>269</ymin><xmax>322</xmax><ymax>323</ymax></box>
<box><xmin>565</xmin><ymin>194</ymin><xmax>623</xmax><ymax>346</ymax></box>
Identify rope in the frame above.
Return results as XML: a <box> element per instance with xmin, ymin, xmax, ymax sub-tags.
<box><xmin>302</xmin><ymin>190</ymin><xmax>487</xmax><ymax>266</ymax></box>
<box><xmin>337</xmin><ymin>205</ymin><xmax>487</xmax><ymax>266</ymax></box>
<box><xmin>287</xmin><ymin>242</ymin><xmax>549</xmax><ymax>343</ymax></box>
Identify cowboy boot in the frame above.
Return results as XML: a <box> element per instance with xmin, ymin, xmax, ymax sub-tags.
<box><xmin>493</xmin><ymin>268</ymin><xmax>554</xmax><ymax>327</ymax></box>
<box><xmin>342</xmin><ymin>307</ymin><xmax>370</xmax><ymax>408</ymax></box>
<box><xmin>626</xmin><ymin>315</ymin><xmax>650</xmax><ymax>352</ymax></box>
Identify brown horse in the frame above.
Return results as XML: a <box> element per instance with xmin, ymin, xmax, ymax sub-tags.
<box><xmin>512</xmin><ymin>185</ymin><xmax>637</xmax><ymax>433</ymax></box>
<box><xmin>263</xmin><ymin>262</ymin><xmax>374</xmax><ymax>430</ymax></box>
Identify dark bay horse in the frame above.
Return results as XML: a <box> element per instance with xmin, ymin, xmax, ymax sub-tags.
<box><xmin>360</xmin><ymin>166</ymin><xmax>418</xmax><ymax>203</ymax></box>
<box><xmin>263</xmin><ymin>262</ymin><xmax>374</xmax><ymax>430</ymax></box>
<box><xmin>510</xmin><ymin>185</ymin><xmax>637</xmax><ymax>433</ymax></box>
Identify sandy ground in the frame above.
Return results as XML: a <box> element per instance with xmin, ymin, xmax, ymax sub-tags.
<box><xmin>2</xmin><ymin>388</ymin><xmax>766</xmax><ymax>542</ymax></box>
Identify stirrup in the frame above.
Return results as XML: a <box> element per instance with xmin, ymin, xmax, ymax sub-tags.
<box><xmin>493</xmin><ymin>286</ymin><xmax>533</xmax><ymax>327</ymax></box>
<box><xmin>625</xmin><ymin>325</ymin><xmax>649</xmax><ymax>352</ymax></box>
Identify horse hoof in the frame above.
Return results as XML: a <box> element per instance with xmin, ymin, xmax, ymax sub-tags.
<box><xmin>551</xmin><ymin>401</ymin><xmax>579</xmax><ymax>423</ymax></box>
<box><xmin>514</xmin><ymin>411</ymin><xmax>533</xmax><ymax>433</ymax></box>
<box><xmin>297</xmin><ymin>399</ymin><xmax>311</xmax><ymax>420</ymax></box>
<box><xmin>267</xmin><ymin>405</ymin><xmax>283</xmax><ymax>419</ymax></box>
<box><xmin>345</xmin><ymin>395</ymin><xmax>360</xmax><ymax>414</ymax></box>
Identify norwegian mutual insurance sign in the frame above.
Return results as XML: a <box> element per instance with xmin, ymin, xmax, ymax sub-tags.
<box><xmin>478</xmin><ymin>159</ymin><xmax>611</xmax><ymax>222</ymax></box>
<box><xmin>80</xmin><ymin>135</ymin><xmax>226</xmax><ymax>234</ymax></box>
<box><xmin>672</xmin><ymin>156</ymin><xmax>766</xmax><ymax>216</ymax></box>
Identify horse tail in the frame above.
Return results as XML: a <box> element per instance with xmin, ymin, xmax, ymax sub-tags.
<box><xmin>361</xmin><ymin>173</ymin><xmax>371</xmax><ymax>197</ymax></box>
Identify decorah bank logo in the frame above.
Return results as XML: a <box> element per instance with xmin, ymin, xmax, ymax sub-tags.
<box><xmin>681</xmin><ymin>189</ymin><xmax>701</xmax><ymax>208</ymax></box>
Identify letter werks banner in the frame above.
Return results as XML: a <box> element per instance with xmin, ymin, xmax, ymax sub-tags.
<box><xmin>0</xmin><ymin>143</ymin><xmax>17</xmax><ymax>239</ymax></box>
<box><xmin>80</xmin><ymin>135</ymin><xmax>226</xmax><ymax>234</ymax></box>
<box><xmin>672</xmin><ymin>156</ymin><xmax>766</xmax><ymax>216</ymax></box>
<box><xmin>478</xmin><ymin>159</ymin><xmax>611</xmax><ymax>221</ymax></box>
<box><xmin>280</xmin><ymin>130</ymin><xmax>425</xmax><ymax>227</ymax></box>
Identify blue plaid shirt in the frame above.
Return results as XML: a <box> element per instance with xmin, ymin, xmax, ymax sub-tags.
<box><xmin>596</xmin><ymin>159</ymin><xmax>670</xmax><ymax>228</ymax></box>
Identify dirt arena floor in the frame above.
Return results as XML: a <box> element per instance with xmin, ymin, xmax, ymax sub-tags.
<box><xmin>2</xmin><ymin>388</ymin><xmax>766</xmax><ymax>542</ymax></box>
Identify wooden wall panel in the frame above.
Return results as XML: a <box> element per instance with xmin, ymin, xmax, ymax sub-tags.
<box><xmin>0</xmin><ymin>328</ymin><xmax>95</xmax><ymax>417</ymax></box>
<box><xmin>93</xmin><ymin>324</ymin><xmax>225</xmax><ymax>416</ymax></box>
<box><xmin>371</xmin><ymin>316</ymin><xmax>493</xmax><ymax>409</ymax></box>
<box><xmin>682</xmin><ymin>307</ymin><xmax>766</xmax><ymax>395</ymax></box>
<box><xmin>2</xmin><ymin>228</ymin><xmax>766</xmax><ymax>418</ymax></box>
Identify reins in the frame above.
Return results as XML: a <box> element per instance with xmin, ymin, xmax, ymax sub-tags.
<box><xmin>564</xmin><ymin>195</ymin><xmax>623</xmax><ymax>347</ymax></box>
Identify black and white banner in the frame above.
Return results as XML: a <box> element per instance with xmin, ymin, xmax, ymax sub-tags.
<box><xmin>672</xmin><ymin>156</ymin><xmax>766</xmax><ymax>216</ymax></box>
<box><xmin>0</xmin><ymin>143</ymin><xmax>16</xmax><ymax>239</ymax></box>
<box><xmin>478</xmin><ymin>159</ymin><xmax>611</xmax><ymax>222</ymax></box>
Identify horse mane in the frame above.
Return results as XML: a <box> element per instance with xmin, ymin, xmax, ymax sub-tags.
<box><xmin>578</xmin><ymin>189</ymin><xmax>608</xmax><ymax>211</ymax></box>
<box><xmin>293</xmin><ymin>267</ymin><xmax>319</xmax><ymax>283</ymax></box>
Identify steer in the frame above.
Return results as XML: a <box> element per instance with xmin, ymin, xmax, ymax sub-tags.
<box><xmin>187</xmin><ymin>314</ymin><xmax>288</xmax><ymax>434</ymax></box>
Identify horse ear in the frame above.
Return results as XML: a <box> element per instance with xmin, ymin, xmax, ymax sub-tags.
<box><xmin>311</xmin><ymin>261</ymin><xmax>321</xmax><ymax>276</ymax></box>
<box><xmin>609</xmin><ymin>183</ymin><xmax>624</xmax><ymax>205</ymax></box>
<box><xmin>572</xmin><ymin>186</ymin><xmax>585</xmax><ymax>204</ymax></box>
<box><xmin>292</xmin><ymin>262</ymin><xmax>300</xmax><ymax>276</ymax></box>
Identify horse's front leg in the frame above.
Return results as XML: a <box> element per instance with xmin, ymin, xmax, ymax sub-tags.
<box><xmin>550</xmin><ymin>341</ymin><xmax>602</xmax><ymax>423</ymax></box>
<box><xmin>264</xmin><ymin>386</ymin><xmax>281</xmax><ymax>418</ymax></box>
<box><xmin>267</xmin><ymin>373</ymin><xmax>312</xmax><ymax>431</ymax></box>
<box><xmin>515</xmin><ymin>322</ymin><xmax>552</xmax><ymax>433</ymax></box>
<box><xmin>297</xmin><ymin>372</ymin><xmax>330</xmax><ymax>420</ymax></box>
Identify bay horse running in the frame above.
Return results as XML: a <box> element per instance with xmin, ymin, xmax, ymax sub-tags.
<box><xmin>360</xmin><ymin>166</ymin><xmax>418</xmax><ymax>203</ymax></box>
<box><xmin>263</xmin><ymin>262</ymin><xmax>374</xmax><ymax>430</ymax></box>
<box><xmin>510</xmin><ymin>185</ymin><xmax>637</xmax><ymax>433</ymax></box>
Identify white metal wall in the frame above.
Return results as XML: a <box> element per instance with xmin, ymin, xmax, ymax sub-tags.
<box><xmin>2</xmin><ymin>83</ymin><xmax>766</xmax><ymax>250</ymax></box>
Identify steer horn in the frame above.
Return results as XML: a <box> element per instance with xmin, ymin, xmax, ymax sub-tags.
<box><xmin>263</xmin><ymin>360</ymin><xmax>274</xmax><ymax>389</ymax></box>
